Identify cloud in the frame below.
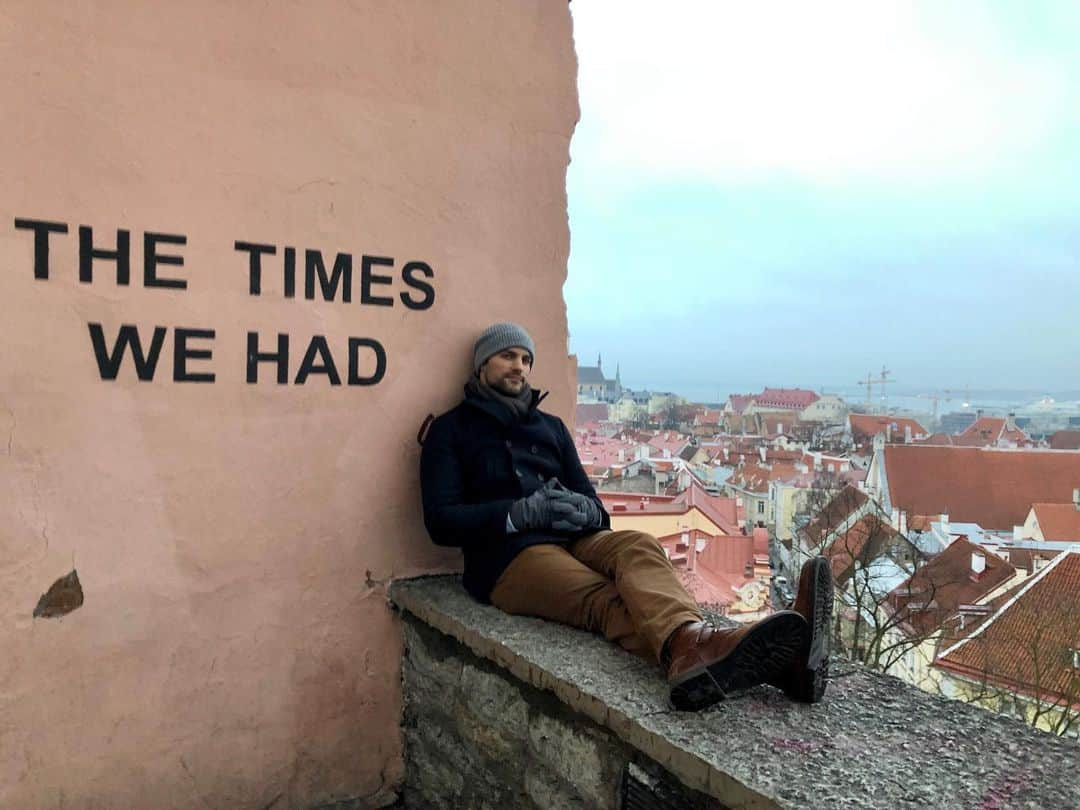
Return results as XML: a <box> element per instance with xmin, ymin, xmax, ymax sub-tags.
<box><xmin>571</xmin><ymin>1</ymin><xmax>1069</xmax><ymax>185</ymax></box>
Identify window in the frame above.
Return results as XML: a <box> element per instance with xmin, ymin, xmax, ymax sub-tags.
<box><xmin>757</xmin><ymin>501</ymin><xmax>765</xmax><ymax>514</ymax></box>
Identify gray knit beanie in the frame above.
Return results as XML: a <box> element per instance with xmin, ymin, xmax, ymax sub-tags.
<box><xmin>473</xmin><ymin>323</ymin><xmax>535</xmax><ymax>374</ymax></box>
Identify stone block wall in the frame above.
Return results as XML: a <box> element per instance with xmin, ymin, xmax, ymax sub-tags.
<box><xmin>401</xmin><ymin>616</ymin><xmax>720</xmax><ymax>809</ymax></box>
<box><xmin>391</xmin><ymin>576</ymin><xmax>1080</xmax><ymax>810</ymax></box>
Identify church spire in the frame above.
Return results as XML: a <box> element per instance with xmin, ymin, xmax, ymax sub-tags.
<box><xmin>597</xmin><ymin>353</ymin><xmax>602</xmax><ymax>371</ymax></box>
<box><xmin>615</xmin><ymin>363</ymin><xmax>621</xmax><ymax>384</ymax></box>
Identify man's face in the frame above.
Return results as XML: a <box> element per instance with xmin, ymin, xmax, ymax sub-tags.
<box><xmin>480</xmin><ymin>346</ymin><xmax>533</xmax><ymax>395</ymax></box>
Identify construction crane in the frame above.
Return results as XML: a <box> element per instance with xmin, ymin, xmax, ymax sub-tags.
<box><xmin>917</xmin><ymin>392</ymin><xmax>940</xmax><ymax>422</ymax></box>
<box><xmin>855</xmin><ymin>372</ymin><xmax>875</xmax><ymax>412</ymax></box>
<box><xmin>916</xmin><ymin>389</ymin><xmax>954</xmax><ymax>423</ymax></box>
<box><xmin>878</xmin><ymin>366</ymin><xmax>893</xmax><ymax>413</ymax></box>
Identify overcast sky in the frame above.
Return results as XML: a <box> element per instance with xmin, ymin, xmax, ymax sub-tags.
<box><xmin>565</xmin><ymin>1</ymin><xmax>1080</xmax><ymax>399</ymax></box>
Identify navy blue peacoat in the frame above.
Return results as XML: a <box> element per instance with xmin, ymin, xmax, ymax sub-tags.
<box><xmin>420</xmin><ymin>386</ymin><xmax>611</xmax><ymax>602</ymax></box>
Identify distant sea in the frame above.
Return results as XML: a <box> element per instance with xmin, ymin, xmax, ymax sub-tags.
<box><xmin>621</xmin><ymin>381</ymin><xmax>1080</xmax><ymax>418</ymax></box>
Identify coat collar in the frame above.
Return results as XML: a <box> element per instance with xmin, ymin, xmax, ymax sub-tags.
<box><xmin>462</xmin><ymin>385</ymin><xmax>548</xmax><ymax>427</ymax></box>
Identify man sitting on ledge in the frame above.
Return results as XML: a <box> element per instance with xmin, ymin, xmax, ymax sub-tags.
<box><xmin>420</xmin><ymin>323</ymin><xmax>834</xmax><ymax>709</ymax></box>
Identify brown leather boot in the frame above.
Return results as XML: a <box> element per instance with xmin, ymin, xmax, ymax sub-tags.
<box><xmin>767</xmin><ymin>556</ymin><xmax>833</xmax><ymax>703</ymax></box>
<box><xmin>665</xmin><ymin>611</ymin><xmax>808</xmax><ymax>711</ymax></box>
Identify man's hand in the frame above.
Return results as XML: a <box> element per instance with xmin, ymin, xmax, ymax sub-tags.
<box><xmin>545</xmin><ymin>480</ymin><xmax>604</xmax><ymax>529</ymax></box>
<box><xmin>509</xmin><ymin>482</ymin><xmax>590</xmax><ymax>532</ymax></box>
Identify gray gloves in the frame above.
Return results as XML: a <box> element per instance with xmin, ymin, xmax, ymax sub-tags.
<box><xmin>547</xmin><ymin>481</ymin><xmax>604</xmax><ymax>529</ymax></box>
<box><xmin>508</xmin><ymin>479</ymin><xmax>603</xmax><ymax>533</ymax></box>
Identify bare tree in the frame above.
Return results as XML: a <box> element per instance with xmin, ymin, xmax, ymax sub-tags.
<box><xmin>791</xmin><ymin>489</ymin><xmax>954</xmax><ymax>678</ymax></box>
<box><xmin>825</xmin><ymin>513</ymin><xmax>940</xmax><ymax>675</ymax></box>
<box><xmin>936</xmin><ymin>588</ymin><xmax>1080</xmax><ymax>738</ymax></box>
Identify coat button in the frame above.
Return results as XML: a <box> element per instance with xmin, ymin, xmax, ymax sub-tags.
<box><xmin>515</xmin><ymin>469</ymin><xmax>523</xmax><ymax>478</ymax></box>
<box><xmin>506</xmin><ymin>439</ymin><xmax>513</xmax><ymax>448</ymax></box>
<box><xmin>531</xmin><ymin>444</ymin><xmax>539</xmax><ymax>454</ymax></box>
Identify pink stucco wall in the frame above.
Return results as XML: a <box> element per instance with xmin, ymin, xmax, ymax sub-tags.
<box><xmin>0</xmin><ymin>2</ymin><xmax>578</xmax><ymax>806</ymax></box>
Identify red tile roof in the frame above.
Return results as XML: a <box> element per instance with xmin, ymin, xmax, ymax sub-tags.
<box><xmin>599</xmin><ymin>493</ymin><xmax>679</xmax><ymax>515</ymax></box>
<box><xmin>916</xmin><ymin>432</ymin><xmax>955</xmax><ymax>446</ymax></box>
<box><xmin>726</xmin><ymin>394</ymin><xmax>754</xmax><ymax>415</ymax></box>
<box><xmin>694</xmin><ymin>408</ymin><xmax>723</xmax><ymax>426</ymax></box>
<box><xmin>600</xmin><ymin>491</ymin><xmax>737</xmax><ymax>537</ymax></box>
<box><xmin>848</xmin><ymin>414</ymin><xmax>928</xmax><ymax>444</ymax></box>
<box><xmin>612</xmin><ymin>429</ymin><xmax>656</xmax><ymax>444</ymax></box>
<box><xmin>575</xmin><ymin>435</ymin><xmax>640</xmax><ymax>469</ymax></box>
<box><xmin>674</xmin><ymin>482</ymin><xmax>740</xmax><ymax>534</ymax></box>
<box><xmin>575</xmin><ymin>403</ymin><xmax>609</xmax><ymax>425</ymax></box>
<box><xmin>757</xmin><ymin>411</ymin><xmax>799</xmax><ymax>435</ymax></box>
<box><xmin>803</xmin><ymin>452</ymin><xmax>852</xmax><ymax>472</ymax></box>
<box><xmin>908</xmin><ymin>514</ymin><xmax>937</xmax><ymax>532</ymax></box>
<box><xmin>887</xmin><ymin>536</ymin><xmax>1016</xmax><ymax>638</ymax></box>
<box><xmin>954</xmin><ymin>417</ymin><xmax>1030</xmax><ymax>448</ymax></box>
<box><xmin>935</xmin><ymin>549</ymin><xmax>1080</xmax><ymax>705</ymax></box>
<box><xmin>726</xmin><ymin>463</ymin><xmax>771</xmax><ymax>494</ymax></box>
<box><xmin>654</xmin><ymin>528</ymin><xmax>768</xmax><ymax>610</ymax></box>
<box><xmin>1049</xmin><ymin>430</ymin><xmax>1080</xmax><ymax>451</ymax></box>
<box><xmin>647</xmin><ymin>432</ymin><xmax>691</xmax><ymax>457</ymax></box>
<box><xmin>801</xmin><ymin>485</ymin><xmax>870</xmax><ymax>548</ymax></box>
<box><xmin>822</xmin><ymin>514</ymin><xmax>901</xmax><ymax>581</ymax></box>
<box><xmin>1030</xmin><ymin>502</ymin><xmax>1080</xmax><ymax>542</ymax></box>
<box><xmin>1000</xmin><ymin>545</ymin><xmax>1061</xmax><ymax>576</ymax></box>
<box><xmin>753</xmin><ymin>387</ymin><xmax>820</xmax><ymax>410</ymax></box>
<box><xmin>676</xmin><ymin>569</ymin><xmax>735</xmax><ymax>607</ymax></box>
<box><xmin>881</xmin><ymin>445</ymin><xmax>1080</xmax><ymax>531</ymax></box>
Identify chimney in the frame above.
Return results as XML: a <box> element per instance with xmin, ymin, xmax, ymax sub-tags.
<box><xmin>970</xmin><ymin>551</ymin><xmax>986</xmax><ymax>581</ymax></box>
<box><xmin>759</xmin><ymin>447</ymin><xmax>766</xmax><ymax>463</ymax></box>
<box><xmin>976</xmin><ymin>408</ymin><xmax>984</xmax><ymax>420</ymax></box>
<box><xmin>617</xmin><ymin>449</ymin><xmax>625</xmax><ymax>462</ymax></box>
<box><xmin>885</xmin><ymin>422</ymin><xmax>892</xmax><ymax>442</ymax></box>
<box><xmin>1006</xmin><ymin>412</ymin><xmax>1016</xmax><ymax>432</ymax></box>
<box><xmin>899</xmin><ymin>510</ymin><xmax>908</xmax><ymax>536</ymax></box>
<box><xmin>904</xmin><ymin>424</ymin><xmax>912</xmax><ymax>444</ymax></box>
<box><xmin>1073</xmin><ymin>488</ymin><xmax>1079</xmax><ymax>511</ymax></box>
<box><xmin>941</xmin><ymin>512</ymin><xmax>950</xmax><ymax>537</ymax></box>
<box><xmin>890</xmin><ymin>507</ymin><xmax>900</xmax><ymax>527</ymax></box>
<box><xmin>663</xmin><ymin>448</ymin><xmax>671</xmax><ymax>459</ymax></box>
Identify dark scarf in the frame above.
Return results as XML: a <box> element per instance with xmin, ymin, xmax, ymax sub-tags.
<box><xmin>466</xmin><ymin>376</ymin><xmax>534</xmax><ymax>421</ymax></box>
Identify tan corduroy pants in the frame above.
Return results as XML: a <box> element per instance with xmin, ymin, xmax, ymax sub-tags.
<box><xmin>490</xmin><ymin>530</ymin><xmax>703</xmax><ymax>665</ymax></box>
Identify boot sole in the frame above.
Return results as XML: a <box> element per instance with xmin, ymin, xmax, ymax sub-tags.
<box><xmin>782</xmin><ymin>557</ymin><xmax>834</xmax><ymax>703</ymax></box>
<box><xmin>668</xmin><ymin>612</ymin><xmax>807</xmax><ymax>711</ymax></box>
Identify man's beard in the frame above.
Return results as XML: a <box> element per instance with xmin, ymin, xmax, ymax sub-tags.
<box><xmin>491</xmin><ymin>376</ymin><xmax>524</xmax><ymax>396</ymax></box>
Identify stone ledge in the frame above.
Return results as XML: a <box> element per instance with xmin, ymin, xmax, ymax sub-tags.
<box><xmin>389</xmin><ymin>575</ymin><xmax>1079</xmax><ymax>809</ymax></box>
